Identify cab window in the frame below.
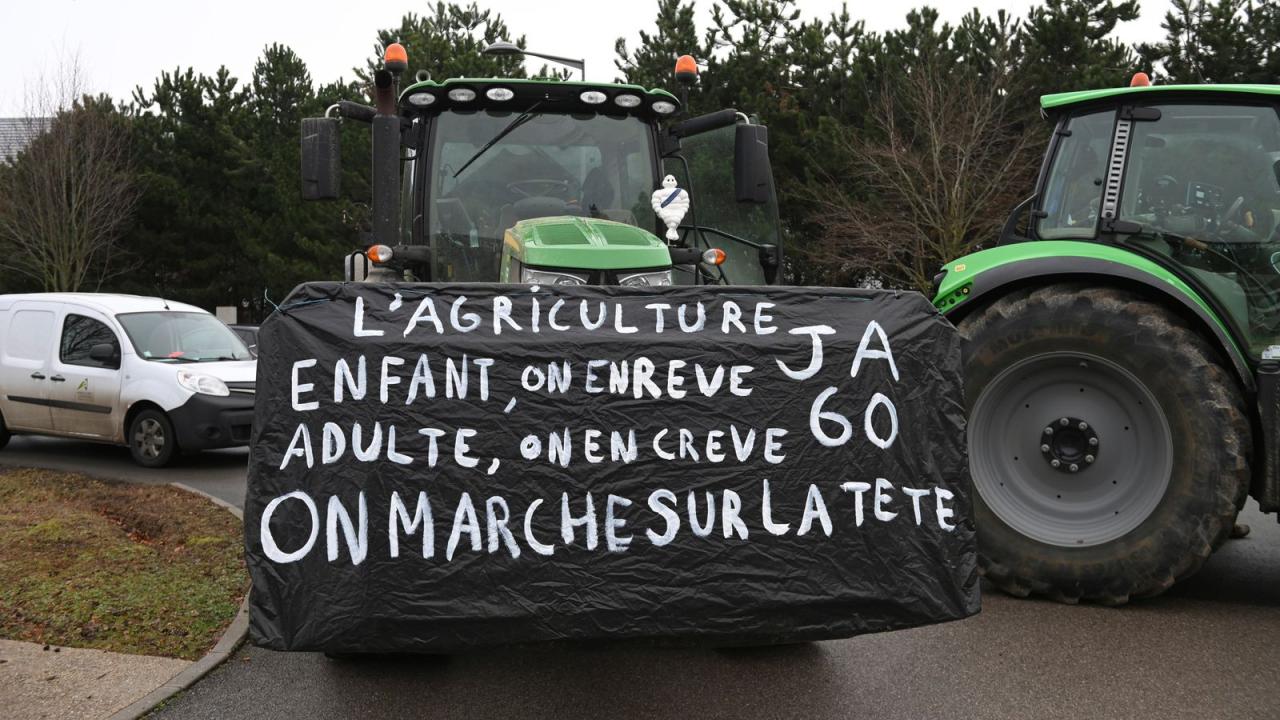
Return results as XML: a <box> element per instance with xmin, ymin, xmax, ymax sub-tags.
<box><xmin>665</xmin><ymin>124</ymin><xmax>781</xmax><ymax>285</ymax></box>
<box><xmin>427</xmin><ymin>110</ymin><xmax>657</xmax><ymax>281</ymax></box>
<box><xmin>1115</xmin><ymin>103</ymin><xmax>1280</xmax><ymax>355</ymax></box>
<box><xmin>1037</xmin><ymin>109</ymin><xmax>1115</xmax><ymax>239</ymax></box>
<box><xmin>60</xmin><ymin>314</ymin><xmax>119</xmax><ymax>369</ymax></box>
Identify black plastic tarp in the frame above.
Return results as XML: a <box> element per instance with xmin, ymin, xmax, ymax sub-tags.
<box><xmin>245</xmin><ymin>282</ymin><xmax>977</xmax><ymax>652</ymax></box>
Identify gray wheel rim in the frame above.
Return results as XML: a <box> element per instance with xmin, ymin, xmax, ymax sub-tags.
<box><xmin>134</xmin><ymin>418</ymin><xmax>166</xmax><ymax>460</ymax></box>
<box><xmin>970</xmin><ymin>351</ymin><xmax>1173</xmax><ymax>547</ymax></box>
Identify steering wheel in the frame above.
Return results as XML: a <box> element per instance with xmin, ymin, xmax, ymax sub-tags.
<box><xmin>1223</xmin><ymin>195</ymin><xmax>1246</xmax><ymax>224</ymax></box>
<box><xmin>507</xmin><ymin>179</ymin><xmax>572</xmax><ymax>199</ymax></box>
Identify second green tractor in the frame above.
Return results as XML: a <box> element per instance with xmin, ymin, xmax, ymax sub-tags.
<box><xmin>935</xmin><ymin>78</ymin><xmax>1280</xmax><ymax>603</ymax></box>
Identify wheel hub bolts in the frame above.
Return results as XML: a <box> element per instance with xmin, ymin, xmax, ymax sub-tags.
<box><xmin>1040</xmin><ymin>416</ymin><xmax>1099</xmax><ymax>474</ymax></box>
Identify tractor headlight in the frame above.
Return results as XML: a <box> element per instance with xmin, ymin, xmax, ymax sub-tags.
<box><xmin>406</xmin><ymin>92</ymin><xmax>436</xmax><ymax>107</ymax></box>
<box><xmin>176</xmin><ymin>370</ymin><xmax>230</xmax><ymax>397</ymax></box>
<box><xmin>521</xmin><ymin>267</ymin><xmax>589</xmax><ymax>286</ymax></box>
<box><xmin>619</xmin><ymin>269</ymin><xmax>674</xmax><ymax>287</ymax></box>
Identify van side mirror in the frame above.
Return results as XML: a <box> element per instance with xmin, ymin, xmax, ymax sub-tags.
<box><xmin>734</xmin><ymin>123</ymin><xmax>773</xmax><ymax>204</ymax></box>
<box><xmin>89</xmin><ymin>343</ymin><xmax>118</xmax><ymax>367</ymax></box>
<box><xmin>301</xmin><ymin>117</ymin><xmax>341</xmax><ymax>200</ymax></box>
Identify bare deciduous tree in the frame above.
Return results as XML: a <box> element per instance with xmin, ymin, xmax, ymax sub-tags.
<box><xmin>0</xmin><ymin>59</ymin><xmax>138</xmax><ymax>292</ymax></box>
<box><xmin>800</xmin><ymin>61</ymin><xmax>1042</xmax><ymax>291</ymax></box>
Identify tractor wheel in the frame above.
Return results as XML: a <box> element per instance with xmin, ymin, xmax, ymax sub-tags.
<box><xmin>960</xmin><ymin>283</ymin><xmax>1250</xmax><ymax>604</ymax></box>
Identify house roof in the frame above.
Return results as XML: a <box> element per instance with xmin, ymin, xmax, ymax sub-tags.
<box><xmin>0</xmin><ymin>117</ymin><xmax>51</xmax><ymax>160</ymax></box>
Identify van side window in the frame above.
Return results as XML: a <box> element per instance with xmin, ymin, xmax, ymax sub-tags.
<box><xmin>61</xmin><ymin>314</ymin><xmax>120</xmax><ymax>369</ymax></box>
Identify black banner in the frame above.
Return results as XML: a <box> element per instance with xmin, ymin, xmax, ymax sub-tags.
<box><xmin>245</xmin><ymin>282</ymin><xmax>977</xmax><ymax>652</ymax></box>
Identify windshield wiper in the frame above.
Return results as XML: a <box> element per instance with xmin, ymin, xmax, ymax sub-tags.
<box><xmin>453</xmin><ymin>101</ymin><xmax>543</xmax><ymax>179</ymax></box>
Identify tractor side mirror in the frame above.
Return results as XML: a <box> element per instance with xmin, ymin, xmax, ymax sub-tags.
<box><xmin>301</xmin><ymin>117</ymin><xmax>341</xmax><ymax>200</ymax></box>
<box><xmin>734</xmin><ymin>123</ymin><xmax>773</xmax><ymax>204</ymax></box>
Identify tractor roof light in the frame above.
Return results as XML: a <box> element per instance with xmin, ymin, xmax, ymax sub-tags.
<box><xmin>406</xmin><ymin>92</ymin><xmax>435</xmax><ymax>107</ymax></box>
<box><xmin>1130</xmin><ymin>71</ymin><xmax>1151</xmax><ymax>87</ymax></box>
<box><xmin>448</xmin><ymin>88</ymin><xmax>477</xmax><ymax>102</ymax></box>
<box><xmin>486</xmin><ymin>87</ymin><xmax>515</xmax><ymax>102</ymax></box>
<box><xmin>652</xmin><ymin>100</ymin><xmax>677</xmax><ymax>115</ymax></box>
<box><xmin>675</xmin><ymin>54</ymin><xmax>698</xmax><ymax>85</ymax></box>
<box><xmin>614</xmin><ymin>93</ymin><xmax>641</xmax><ymax>108</ymax></box>
<box><xmin>383</xmin><ymin>43</ymin><xmax>408</xmax><ymax>75</ymax></box>
<box><xmin>367</xmin><ymin>244</ymin><xmax>394</xmax><ymax>264</ymax></box>
<box><xmin>580</xmin><ymin>90</ymin><xmax>607</xmax><ymax>105</ymax></box>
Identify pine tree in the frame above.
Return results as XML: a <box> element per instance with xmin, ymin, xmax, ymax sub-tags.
<box><xmin>1140</xmin><ymin>0</ymin><xmax>1276</xmax><ymax>84</ymax></box>
<box><xmin>1019</xmin><ymin>0</ymin><xmax>1140</xmax><ymax>93</ymax></box>
<box><xmin>361</xmin><ymin>2</ymin><xmax>528</xmax><ymax>86</ymax></box>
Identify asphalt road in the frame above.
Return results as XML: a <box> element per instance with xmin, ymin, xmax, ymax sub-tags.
<box><xmin>0</xmin><ymin>435</ymin><xmax>249</xmax><ymax>507</ymax></box>
<box><xmin>2</xmin><ymin>437</ymin><xmax>1278</xmax><ymax>719</ymax></box>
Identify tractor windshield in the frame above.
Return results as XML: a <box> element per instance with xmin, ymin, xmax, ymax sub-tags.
<box><xmin>1114</xmin><ymin>104</ymin><xmax>1280</xmax><ymax>356</ymax></box>
<box><xmin>425</xmin><ymin>110</ymin><xmax>658</xmax><ymax>281</ymax></box>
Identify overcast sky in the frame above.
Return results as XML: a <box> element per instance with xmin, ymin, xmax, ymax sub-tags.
<box><xmin>0</xmin><ymin>0</ymin><xmax>1172</xmax><ymax>115</ymax></box>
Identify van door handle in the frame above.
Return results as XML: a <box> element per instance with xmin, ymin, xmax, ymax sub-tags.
<box><xmin>30</xmin><ymin>372</ymin><xmax>45</xmax><ymax>380</ymax></box>
<box><xmin>50</xmin><ymin>375</ymin><xmax>66</xmax><ymax>382</ymax></box>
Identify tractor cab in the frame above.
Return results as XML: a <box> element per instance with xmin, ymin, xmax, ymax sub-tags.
<box><xmin>302</xmin><ymin>45</ymin><xmax>783</xmax><ymax>288</ymax></box>
<box><xmin>1004</xmin><ymin>82</ymin><xmax>1280</xmax><ymax>357</ymax></box>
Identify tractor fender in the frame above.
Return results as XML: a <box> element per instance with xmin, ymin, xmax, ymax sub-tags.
<box><xmin>934</xmin><ymin>252</ymin><xmax>1255</xmax><ymax>393</ymax></box>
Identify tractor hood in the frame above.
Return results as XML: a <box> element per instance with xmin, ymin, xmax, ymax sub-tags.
<box><xmin>504</xmin><ymin>216</ymin><xmax>671</xmax><ymax>270</ymax></box>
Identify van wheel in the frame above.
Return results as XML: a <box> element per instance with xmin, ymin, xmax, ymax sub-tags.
<box><xmin>0</xmin><ymin>411</ymin><xmax>10</xmax><ymax>451</ymax></box>
<box><xmin>129</xmin><ymin>409</ymin><xmax>178</xmax><ymax>468</ymax></box>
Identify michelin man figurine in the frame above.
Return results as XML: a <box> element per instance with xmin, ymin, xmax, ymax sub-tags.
<box><xmin>651</xmin><ymin>174</ymin><xmax>690</xmax><ymax>242</ymax></box>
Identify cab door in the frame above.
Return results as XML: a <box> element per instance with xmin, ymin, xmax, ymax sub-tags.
<box><xmin>49</xmin><ymin>311</ymin><xmax>124</xmax><ymax>439</ymax></box>
<box><xmin>666</xmin><ymin>123</ymin><xmax>783</xmax><ymax>285</ymax></box>
<box><xmin>0</xmin><ymin>303</ymin><xmax>58</xmax><ymax>431</ymax></box>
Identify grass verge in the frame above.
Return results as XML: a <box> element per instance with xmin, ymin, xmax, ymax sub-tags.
<box><xmin>0</xmin><ymin>467</ymin><xmax>247</xmax><ymax>660</ymax></box>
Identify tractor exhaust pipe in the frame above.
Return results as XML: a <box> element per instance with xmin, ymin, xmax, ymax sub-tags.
<box><xmin>370</xmin><ymin>68</ymin><xmax>400</xmax><ymax>250</ymax></box>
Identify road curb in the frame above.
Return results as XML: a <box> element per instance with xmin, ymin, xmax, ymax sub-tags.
<box><xmin>105</xmin><ymin>482</ymin><xmax>250</xmax><ymax>720</ymax></box>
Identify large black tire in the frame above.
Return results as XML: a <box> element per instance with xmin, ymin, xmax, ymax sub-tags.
<box><xmin>128</xmin><ymin>408</ymin><xmax>179</xmax><ymax>468</ymax></box>
<box><xmin>0</xmin><ymin>410</ymin><xmax>9</xmax><ymax>451</ymax></box>
<box><xmin>960</xmin><ymin>283</ymin><xmax>1250</xmax><ymax>604</ymax></box>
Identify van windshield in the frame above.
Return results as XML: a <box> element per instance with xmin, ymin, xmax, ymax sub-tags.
<box><xmin>117</xmin><ymin>312</ymin><xmax>252</xmax><ymax>362</ymax></box>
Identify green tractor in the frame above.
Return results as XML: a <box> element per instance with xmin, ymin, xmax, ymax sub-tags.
<box><xmin>934</xmin><ymin>76</ymin><xmax>1280</xmax><ymax>603</ymax></box>
<box><xmin>301</xmin><ymin>44</ymin><xmax>782</xmax><ymax>289</ymax></box>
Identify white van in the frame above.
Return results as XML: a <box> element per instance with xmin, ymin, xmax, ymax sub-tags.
<box><xmin>0</xmin><ymin>293</ymin><xmax>256</xmax><ymax>467</ymax></box>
